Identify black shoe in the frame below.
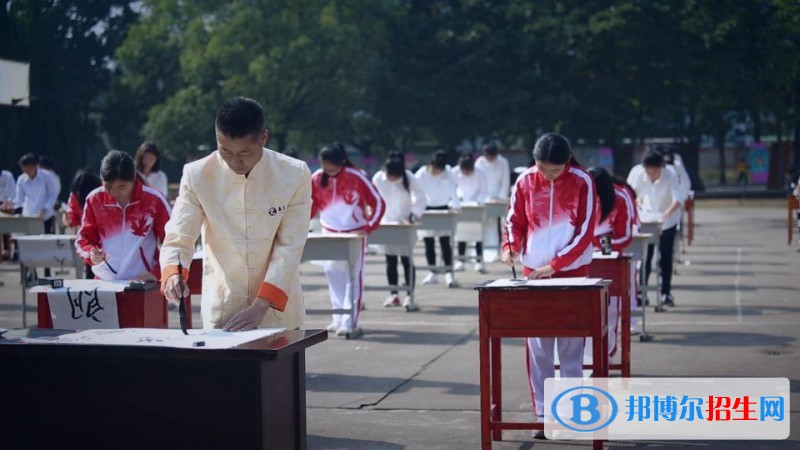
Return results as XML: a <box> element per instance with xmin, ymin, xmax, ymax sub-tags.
<box><xmin>662</xmin><ymin>294</ymin><xmax>675</xmax><ymax>307</ymax></box>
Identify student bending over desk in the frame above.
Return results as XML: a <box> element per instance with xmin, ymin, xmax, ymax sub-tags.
<box><xmin>76</xmin><ymin>151</ymin><xmax>170</xmax><ymax>281</ymax></box>
<box><xmin>502</xmin><ymin>133</ymin><xmax>596</xmax><ymax>438</ymax></box>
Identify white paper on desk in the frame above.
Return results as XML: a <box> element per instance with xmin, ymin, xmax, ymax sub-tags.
<box><xmin>484</xmin><ymin>277</ymin><xmax>602</xmax><ymax>288</ymax></box>
<box><xmin>45</xmin><ymin>328</ymin><xmax>284</xmax><ymax>349</ymax></box>
<box><xmin>30</xmin><ymin>279</ymin><xmax>129</xmax><ymax>293</ymax></box>
<box><xmin>592</xmin><ymin>251</ymin><xmax>620</xmax><ymax>259</ymax></box>
<box><xmin>48</xmin><ymin>288</ymin><xmax>120</xmax><ymax>329</ymax></box>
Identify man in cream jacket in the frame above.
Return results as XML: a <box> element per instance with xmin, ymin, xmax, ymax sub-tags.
<box><xmin>161</xmin><ymin>97</ymin><xmax>311</xmax><ymax>331</ymax></box>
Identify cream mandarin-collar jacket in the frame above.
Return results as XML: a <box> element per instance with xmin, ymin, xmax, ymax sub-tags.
<box><xmin>160</xmin><ymin>148</ymin><xmax>311</xmax><ymax>329</ymax></box>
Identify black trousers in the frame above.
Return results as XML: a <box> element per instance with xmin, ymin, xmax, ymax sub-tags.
<box><xmin>423</xmin><ymin>205</ymin><xmax>453</xmax><ymax>272</ymax></box>
<box><xmin>424</xmin><ymin>237</ymin><xmax>452</xmax><ymax>272</ymax></box>
<box><xmin>386</xmin><ymin>255</ymin><xmax>413</xmax><ymax>295</ymax></box>
<box><xmin>645</xmin><ymin>225</ymin><xmax>677</xmax><ymax>295</ymax></box>
<box><xmin>457</xmin><ymin>241</ymin><xmax>483</xmax><ymax>262</ymax></box>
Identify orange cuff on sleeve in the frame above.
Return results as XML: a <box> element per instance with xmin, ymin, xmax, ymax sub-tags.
<box><xmin>161</xmin><ymin>264</ymin><xmax>190</xmax><ymax>293</ymax></box>
<box><xmin>258</xmin><ymin>282</ymin><xmax>288</xmax><ymax>312</ymax></box>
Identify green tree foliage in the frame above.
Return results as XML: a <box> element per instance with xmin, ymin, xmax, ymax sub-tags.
<box><xmin>2</xmin><ymin>1</ymin><xmax>799</xmax><ymax>186</ymax></box>
<box><xmin>116</xmin><ymin>0</ymin><xmax>390</xmax><ymax>157</ymax></box>
<box><xmin>0</xmin><ymin>1</ymin><xmax>137</xmax><ymax>186</ymax></box>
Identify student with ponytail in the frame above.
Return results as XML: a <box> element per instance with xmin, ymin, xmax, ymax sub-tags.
<box><xmin>372</xmin><ymin>152</ymin><xmax>426</xmax><ymax>307</ymax></box>
<box><xmin>311</xmin><ymin>143</ymin><xmax>385</xmax><ymax>335</ymax></box>
<box><xmin>501</xmin><ymin>133</ymin><xmax>596</xmax><ymax>436</ymax></box>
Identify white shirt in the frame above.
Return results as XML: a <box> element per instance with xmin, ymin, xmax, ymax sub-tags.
<box><xmin>0</xmin><ymin>170</ymin><xmax>15</xmax><ymax>202</ymax></box>
<box><xmin>452</xmin><ymin>166</ymin><xmax>489</xmax><ymax>203</ymax></box>
<box><xmin>372</xmin><ymin>170</ymin><xmax>427</xmax><ymax>223</ymax></box>
<box><xmin>627</xmin><ymin>164</ymin><xmax>682</xmax><ymax>230</ymax></box>
<box><xmin>475</xmin><ymin>154</ymin><xmax>510</xmax><ymax>200</ymax></box>
<box><xmin>13</xmin><ymin>168</ymin><xmax>60</xmax><ymax>219</ymax></box>
<box><xmin>414</xmin><ymin>165</ymin><xmax>460</xmax><ymax>209</ymax></box>
<box><xmin>145</xmin><ymin>170</ymin><xmax>169</xmax><ymax>198</ymax></box>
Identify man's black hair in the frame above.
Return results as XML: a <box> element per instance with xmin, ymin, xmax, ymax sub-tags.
<box><xmin>215</xmin><ymin>97</ymin><xmax>266</xmax><ymax>139</ymax></box>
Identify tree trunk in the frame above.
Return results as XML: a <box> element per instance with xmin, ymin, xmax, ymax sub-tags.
<box><xmin>793</xmin><ymin>121</ymin><xmax>800</xmax><ymax>174</ymax></box>
<box><xmin>753</xmin><ymin>111</ymin><xmax>762</xmax><ymax>142</ymax></box>
<box><xmin>717</xmin><ymin>130</ymin><xmax>727</xmax><ymax>186</ymax></box>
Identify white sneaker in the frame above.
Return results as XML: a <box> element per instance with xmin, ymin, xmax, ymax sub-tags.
<box><xmin>453</xmin><ymin>261</ymin><xmax>466</xmax><ymax>271</ymax></box>
<box><xmin>383</xmin><ymin>295</ymin><xmax>401</xmax><ymax>307</ymax></box>
<box><xmin>326</xmin><ymin>315</ymin><xmax>341</xmax><ymax>332</ymax></box>
<box><xmin>474</xmin><ymin>262</ymin><xmax>486</xmax><ymax>273</ymax></box>
<box><xmin>336</xmin><ymin>317</ymin><xmax>353</xmax><ymax>336</ymax></box>
<box><xmin>402</xmin><ymin>296</ymin><xmax>413</xmax><ymax>308</ymax></box>
<box><xmin>422</xmin><ymin>272</ymin><xmax>438</xmax><ymax>285</ymax></box>
<box><xmin>445</xmin><ymin>272</ymin><xmax>459</xmax><ymax>288</ymax></box>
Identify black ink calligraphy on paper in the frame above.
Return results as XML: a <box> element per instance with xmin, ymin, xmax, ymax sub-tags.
<box><xmin>67</xmin><ymin>288</ymin><xmax>105</xmax><ymax>322</ymax></box>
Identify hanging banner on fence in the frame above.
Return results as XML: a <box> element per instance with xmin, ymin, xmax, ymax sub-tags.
<box><xmin>749</xmin><ymin>142</ymin><xmax>770</xmax><ymax>185</ymax></box>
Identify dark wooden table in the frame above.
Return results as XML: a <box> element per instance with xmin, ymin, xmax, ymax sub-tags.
<box><xmin>589</xmin><ymin>253</ymin><xmax>632</xmax><ymax>377</ymax></box>
<box><xmin>474</xmin><ymin>279</ymin><xmax>609</xmax><ymax>450</ymax></box>
<box><xmin>0</xmin><ymin>328</ymin><xmax>326</xmax><ymax>450</ymax></box>
<box><xmin>37</xmin><ymin>284</ymin><xmax>171</xmax><ymax>329</ymax></box>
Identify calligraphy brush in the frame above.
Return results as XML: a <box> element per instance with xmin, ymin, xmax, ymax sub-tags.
<box><xmin>504</xmin><ymin>222</ymin><xmax>519</xmax><ymax>280</ymax></box>
<box><xmin>177</xmin><ymin>260</ymin><xmax>188</xmax><ymax>335</ymax></box>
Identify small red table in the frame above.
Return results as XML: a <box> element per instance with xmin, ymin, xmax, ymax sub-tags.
<box><xmin>37</xmin><ymin>285</ymin><xmax>168</xmax><ymax>328</ymax></box>
<box><xmin>474</xmin><ymin>278</ymin><xmax>609</xmax><ymax>450</ymax></box>
<box><xmin>589</xmin><ymin>253</ymin><xmax>632</xmax><ymax>377</ymax></box>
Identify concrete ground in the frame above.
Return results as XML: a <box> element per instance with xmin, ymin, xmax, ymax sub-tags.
<box><xmin>1</xmin><ymin>198</ymin><xmax>798</xmax><ymax>449</ymax></box>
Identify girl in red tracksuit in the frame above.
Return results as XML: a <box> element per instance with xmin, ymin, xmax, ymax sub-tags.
<box><xmin>588</xmin><ymin>167</ymin><xmax>636</xmax><ymax>358</ymax></box>
<box><xmin>311</xmin><ymin>143</ymin><xmax>385</xmax><ymax>336</ymax></box>
<box><xmin>76</xmin><ymin>150</ymin><xmax>171</xmax><ymax>281</ymax></box>
<box><xmin>502</xmin><ymin>133</ymin><xmax>596</xmax><ymax>427</ymax></box>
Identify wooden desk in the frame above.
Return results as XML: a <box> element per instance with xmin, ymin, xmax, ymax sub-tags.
<box><xmin>303</xmin><ymin>233</ymin><xmax>363</xmax><ymax>338</ymax></box>
<box><xmin>15</xmin><ymin>234</ymin><xmax>85</xmax><ymax>327</ymax></box>
<box><xmin>788</xmin><ymin>195</ymin><xmax>799</xmax><ymax>245</ymax></box>
<box><xmin>459</xmin><ymin>203</ymin><xmax>487</xmax><ymax>223</ymax></box>
<box><xmin>0</xmin><ymin>214</ymin><xmax>45</xmax><ymax>235</ymax></box>
<box><xmin>685</xmin><ymin>191</ymin><xmax>695</xmax><ymax>245</ymax></box>
<box><xmin>480</xmin><ymin>200</ymin><xmax>508</xmax><ymax>256</ymax></box>
<box><xmin>629</xmin><ymin>233</ymin><xmax>654</xmax><ymax>341</ymax></box>
<box><xmin>367</xmin><ymin>223</ymin><xmax>419</xmax><ymax>311</ymax></box>
<box><xmin>589</xmin><ymin>252</ymin><xmax>632</xmax><ymax>377</ymax></box>
<box><xmin>474</xmin><ymin>279</ymin><xmax>609</xmax><ymax>450</ymax></box>
<box><xmin>418</xmin><ymin>210</ymin><xmax>459</xmax><ymax>234</ymax></box>
<box><xmin>0</xmin><ymin>328</ymin><xmax>326</xmax><ymax>450</ymax></box>
<box><xmin>418</xmin><ymin>210</ymin><xmax>459</xmax><ymax>271</ymax></box>
<box><xmin>37</xmin><ymin>283</ymin><xmax>168</xmax><ymax>329</ymax></box>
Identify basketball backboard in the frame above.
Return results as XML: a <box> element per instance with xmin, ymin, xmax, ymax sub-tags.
<box><xmin>0</xmin><ymin>58</ymin><xmax>30</xmax><ymax>107</ymax></box>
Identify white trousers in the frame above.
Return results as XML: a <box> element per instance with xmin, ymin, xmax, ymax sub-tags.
<box><xmin>323</xmin><ymin>236</ymin><xmax>365</xmax><ymax>328</ymax></box>
<box><xmin>526</xmin><ymin>336</ymin><xmax>584</xmax><ymax>417</ymax></box>
<box><xmin>584</xmin><ymin>295</ymin><xmax>620</xmax><ymax>361</ymax></box>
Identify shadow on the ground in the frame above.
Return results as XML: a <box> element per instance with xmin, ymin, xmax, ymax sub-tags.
<box><xmin>642</xmin><ymin>331</ymin><xmax>794</xmax><ymax>347</ymax></box>
<box><xmin>307</xmin><ymin>373</ymin><xmax>478</xmax><ymax>396</ymax></box>
<box><xmin>671</xmin><ymin>284</ymin><xmax>759</xmax><ymax>291</ymax></box>
<box><xmin>361</xmin><ymin>329</ymin><xmax>477</xmax><ymax>345</ymax></box>
<box><xmin>423</xmin><ymin>305</ymin><xmax>478</xmax><ymax>316</ymax></box>
<box><xmin>668</xmin><ymin>306</ymin><xmax>800</xmax><ymax>317</ymax></box>
<box><xmin>308</xmin><ymin>435</ymin><xmax>404</xmax><ymax>450</ymax></box>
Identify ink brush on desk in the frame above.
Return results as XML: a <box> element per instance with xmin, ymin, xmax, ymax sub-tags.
<box><xmin>178</xmin><ymin>261</ymin><xmax>188</xmax><ymax>335</ymax></box>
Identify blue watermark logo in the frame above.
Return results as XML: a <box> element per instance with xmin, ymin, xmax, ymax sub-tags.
<box><xmin>551</xmin><ymin>385</ymin><xmax>618</xmax><ymax>432</ymax></box>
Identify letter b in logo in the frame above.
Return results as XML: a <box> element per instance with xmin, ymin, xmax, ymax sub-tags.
<box><xmin>570</xmin><ymin>394</ymin><xmax>601</xmax><ymax>425</ymax></box>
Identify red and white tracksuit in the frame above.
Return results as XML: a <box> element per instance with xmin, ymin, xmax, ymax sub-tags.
<box><xmin>591</xmin><ymin>184</ymin><xmax>637</xmax><ymax>357</ymax></box>
<box><xmin>76</xmin><ymin>179</ymin><xmax>171</xmax><ymax>280</ymax></box>
<box><xmin>311</xmin><ymin>167</ymin><xmax>385</xmax><ymax>329</ymax></box>
<box><xmin>505</xmin><ymin>163</ymin><xmax>596</xmax><ymax>417</ymax></box>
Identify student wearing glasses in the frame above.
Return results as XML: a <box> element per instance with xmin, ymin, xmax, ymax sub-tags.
<box><xmin>76</xmin><ymin>150</ymin><xmax>171</xmax><ymax>281</ymax></box>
